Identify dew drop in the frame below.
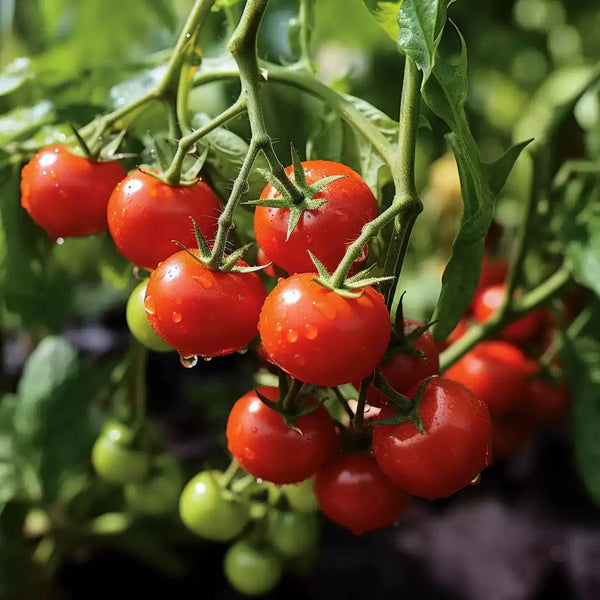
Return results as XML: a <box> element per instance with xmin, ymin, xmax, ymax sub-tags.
<box><xmin>185</xmin><ymin>32</ymin><xmax>191</xmax><ymax>38</ymax></box>
<box><xmin>203</xmin><ymin>356</ymin><xmax>212</xmax><ymax>362</ymax></box>
<box><xmin>243</xmin><ymin>447</ymin><xmax>256</xmax><ymax>460</ymax></box>
<box><xmin>54</xmin><ymin>147</ymin><xmax>60</xmax><ymax>153</ymax></box>
<box><xmin>179</xmin><ymin>354</ymin><xmax>198</xmax><ymax>368</ymax></box>
<box><xmin>304</xmin><ymin>323</ymin><xmax>318</xmax><ymax>340</ymax></box>
<box><xmin>133</xmin><ymin>266</ymin><xmax>143</xmax><ymax>280</ymax></box>
<box><xmin>42</xmin><ymin>170</ymin><xmax>47</xmax><ymax>176</ymax></box>
<box><xmin>287</xmin><ymin>329</ymin><xmax>298</xmax><ymax>343</ymax></box>
<box><xmin>237</xmin><ymin>347</ymin><xmax>248</xmax><ymax>355</ymax></box>
<box><xmin>275</xmin><ymin>322</ymin><xmax>283</xmax><ymax>332</ymax></box>
<box><xmin>49</xmin><ymin>170</ymin><xmax>57</xmax><ymax>180</ymax></box>
<box><xmin>56</xmin><ymin>237</ymin><xmax>65</xmax><ymax>245</ymax></box>
<box><xmin>144</xmin><ymin>295</ymin><xmax>155</xmax><ymax>315</ymax></box>
<box><xmin>172</xmin><ymin>311</ymin><xmax>182</xmax><ymax>323</ymax></box>
<box><xmin>256</xmin><ymin>477</ymin><xmax>263</xmax><ymax>484</ymax></box>
<box><xmin>470</xmin><ymin>473</ymin><xmax>481</xmax><ymax>486</ymax></box>
<box><xmin>364</xmin><ymin>404</ymin><xmax>371</xmax><ymax>412</ymax></box>
<box><xmin>294</xmin><ymin>353</ymin><xmax>306</xmax><ymax>366</ymax></box>
<box><xmin>251</xmin><ymin>427</ymin><xmax>258</xmax><ymax>434</ymax></box>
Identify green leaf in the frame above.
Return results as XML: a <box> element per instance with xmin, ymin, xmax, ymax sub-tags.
<box><xmin>562</xmin><ymin>323</ymin><xmax>600</xmax><ymax>504</ymax></box>
<box><xmin>0</xmin><ymin>58</ymin><xmax>34</xmax><ymax>97</ymax></box>
<box><xmin>0</xmin><ymin>397</ymin><xmax>24</xmax><ymax>510</ymax></box>
<box><xmin>15</xmin><ymin>337</ymin><xmax>96</xmax><ymax>503</ymax></box>
<box><xmin>109</xmin><ymin>65</ymin><xmax>167</xmax><ymax>110</ymax></box>
<box><xmin>0</xmin><ymin>101</ymin><xmax>55</xmax><ymax>145</ymax></box>
<box><xmin>362</xmin><ymin>1</ymin><xmax>403</xmax><ymax>42</ymax></box>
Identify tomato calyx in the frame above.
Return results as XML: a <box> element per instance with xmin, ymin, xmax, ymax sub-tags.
<box><xmin>244</xmin><ymin>144</ymin><xmax>347</xmax><ymax>240</ymax></box>
<box><xmin>254</xmin><ymin>382</ymin><xmax>324</xmax><ymax>433</ymax></box>
<box><xmin>384</xmin><ymin>319</ymin><xmax>437</xmax><ymax>364</ymax></box>
<box><xmin>367</xmin><ymin>375</ymin><xmax>435</xmax><ymax>433</ymax></box>
<box><xmin>68</xmin><ymin>124</ymin><xmax>133</xmax><ymax>163</ymax></box>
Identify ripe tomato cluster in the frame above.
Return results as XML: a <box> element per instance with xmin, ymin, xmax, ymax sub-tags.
<box><xmin>444</xmin><ymin>256</ymin><xmax>570</xmax><ymax>459</ymax></box>
<box><xmin>19</xmin><ymin>144</ymin><xmax>567</xmax><ymax>594</ymax></box>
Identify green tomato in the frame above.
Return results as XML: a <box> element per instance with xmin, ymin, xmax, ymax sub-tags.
<box><xmin>126</xmin><ymin>280</ymin><xmax>172</xmax><ymax>352</ymax></box>
<box><xmin>179</xmin><ymin>470</ymin><xmax>249</xmax><ymax>542</ymax></box>
<box><xmin>124</xmin><ymin>454</ymin><xmax>183</xmax><ymax>516</ymax></box>
<box><xmin>224</xmin><ymin>540</ymin><xmax>282</xmax><ymax>596</ymax></box>
<box><xmin>267</xmin><ymin>510</ymin><xmax>318</xmax><ymax>559</ymax></box>
<box><xmin>92</xmin><ymin>422</ymin><xmax>150</xmax><ymax>485</ymax></box>
<box><xmin>282</xmin><ymin>477</ymin><xmax>318</xmax><ymax>513</ymax></box>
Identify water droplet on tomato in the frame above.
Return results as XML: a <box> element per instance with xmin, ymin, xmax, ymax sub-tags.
<box><xmin>54</xmin><ymin>147</ymin><xmax>60</xmax><ymax>153</ymax></box>
<box><xmin>42</xmin><ymin>170</ymin><xmax>47</xmax><ymax>176</ymax></box>
<box><xmin>172</xmin><ymin>311</ymin><xmax>182</xmax><ymax>323</ymax></box>
<box><xmin>304</xmin><ymin>323</ymin><xmax>318</xmax><ymax>339</ymax></box>
<box><xmin>294</xmin><ymin>353</ymin><xmax>306</xmax><ymax>366</ymax></box>
<box><xmin>470</xmin><ymin>473</ymin><xmax>481</xmax><ymax>486</ymax></box>
<box><xmin>287</xmin><ymin>329</ymin><xmax>298</xmax><ymax>343</ymax></box>
<box><xmin>251</xmin><ymin>427</ymin><xmax>258</xmax><ymax>434</ymax></box>
<box><xmin>243</xmin><ymin>447</ymin><xmax>256</xmax><ymax>460</ymax></box>
<box><xmin>237</xmin><ymin>347</ymin><xmax>248</xmax><ymax>355</ymax></box>
<box><xmin>364</xmin><ymin>404</ymin><xmax>371</xmax><ymax>412</ymax></box>
<box><xmin>203</xmin><ymin>356</ymin><xmax>212</xmax><ymax>362</ymax></box>
<box><xmin>49</xmin><ymin>170</ymin><xmax>57</xmax><ymax>180</ymax></box>
<box><xmin>144</xmin><ymin>295</ymin><xmax>155</xmax><ymax>315</ymax></box>
<box><xmin>256</xmin><ymin>477</ymin><xmax>263</xmax><ymax>484</ymax></box>
<box><xmin>179</xmin><ymin>354</ymin><xmax>198</xmax><ymax>368</ymax></box>
<box><xmin>276</xmin><ymin>322</ymin><xmax>282</xmax><ymax>332</ymax></box>
<box><xmin>56</xmin><ymin>237</ymin><xmax>65</xmax><ymax>245</ymax></box>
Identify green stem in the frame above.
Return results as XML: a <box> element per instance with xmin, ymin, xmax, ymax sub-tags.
<box><xmin>332</xmin><ymin>387</ymin><xmax>355</xmax><ymax>420</ymax></box>
<box><xmin>221</xmin><ymin>458</ymin><xmax>241</xmax><ymax>487</ymax></box>
<box><xmin>164</xmin><ymin>98</ymin><xmax>248</xmax><ymax>184</ymax></box>
<box><xmin>129</xmin><ymin>340</ymin><xmax>148</xmax><ymax>427</ymax></box>
<box><xmin>439</xmin><ymin>265</ymin><xmax>571</xmax><ymax>370</ymax></box>
<box><xmin>298</xmin><ymin>0</ymin><xmax>314</xmax><ymax>71</ymax></box>
<box><xmin>282</xmin><ymin>378</ymin><xmax>304</xmax><ymax>412</ymax></box>
<box><xmin>353</xmin><ymin>374</ymin><xmax>373</xmax><ymax>434</ymax></box>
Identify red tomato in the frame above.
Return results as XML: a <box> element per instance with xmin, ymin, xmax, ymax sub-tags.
<box><xmin>226</xmin><ymin>387</ymin><xmax>336</xmax><ymax>484</ymax></box>
<box><xmin>444</xmin><ymin>341</ymin><xmax>534</xmax><ymax>418</ymax></box>
<box><xmin>372</xmin><ymin>377</ymin><xmax>492</xmax><ymax>499</ymax></box>
<box><xmin>254</xmin><ymin>161</ymin><xmax>378</xmax><ymax>274</ymax></box>
<box><xmin>145</xmin><ymin>250</ymin><xmax>265</xmax><ymax>358</ymax></box>
<box><xmin>492</xmin><ymin>416</ymin><xmax>533</xmax><ymax>460</ymax></box>
<box><xmin>523</xmin><ymin>379</ymin><xmax>570</xmax><ymax>426</ymax></box>
<box><xmin>107</xmin><ymin>169</ymin><xmax>221</xmax><ymax>270</ymax></box>
<box><xmin>20</xmin><ymin>144</ymin><xmax>126</xmax><ymax>239</ymax></box>
<box><xmin>475</xmin><ymin>256</ymin><xmax>508</xmax><ymax>298</ymax></box>
<box><xmin>258</xmin><ymin>274</ymin><xmax>391</xmax><ymax>386</ymax></box>
<box><xmin>437</xmin><ymin>318</ymin><xmax>470</xmax><ymax>351</ymax></box>
<box><xmin>473</xmin><ymin>284</ymin><xmax>543</xmax><ymax>342</ymax></box>
<box><xmin>314</xmin><ymin>453</ymin><xmax>410</xmax><ymax>534</ymax></box>
<box><xmin>257</xmin><ymin>247</ymin><xmax>277</xmax><ymax>278</ymax></box>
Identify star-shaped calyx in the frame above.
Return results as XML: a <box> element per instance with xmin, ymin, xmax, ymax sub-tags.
<box><xmin>244</xmin><ymin>144</ymin><xmax>347</xmax><ymax>240</ymax></box>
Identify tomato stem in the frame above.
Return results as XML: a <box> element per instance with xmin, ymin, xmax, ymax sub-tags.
<box><xmin>298</xmin><ymin>0</ymin><xmax>315</xmax><ymax>73</ymax></box>
<box><xmin>332</xmin><ymin>387</ymin><xmax>355</xmax><ymax>420</ymax></box>
<box><xmin>353</xmin><ymin>374</ymin><xmax>373</xmax><ymax>434</ymax></box>
<box><xmin>129</xmin><ymin>340</ymin><xmax>148</xmax><ymax>427</ymax></box>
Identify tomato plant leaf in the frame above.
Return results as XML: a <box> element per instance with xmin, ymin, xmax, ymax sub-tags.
<box><xmin>0</xmin><ymin>102</ymin><xmax>55</xmax><ymax>145</ymax></box>
<box><xmin>0</xmin><ymin>58</ymin><xmax>34</xmax><ymax>97</ymax></box>
<box><xmin>362</xmin><ymin>1</ymin><xmax>403</xmax><ymax>42</ymax></box>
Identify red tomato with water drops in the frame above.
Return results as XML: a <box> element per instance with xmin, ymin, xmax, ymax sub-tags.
<box><xmin>372</xmin><ymin>377</ymin><xmax>492</xmax><ymax>499</ymax></box>
<box><xmin>254</xmin><ymin>160</ymin><xmax>378</xmax><ymax>274</ymax></box>
<box><xmin>107</xmin><ymin>169</ymin><xmax>221</xmax><ymax>270</ymax></box>
<box><xmin>474</xmin><ymin>284</ymin><xmax>543</xmax><ymax>342</ymax></box>
<box><xmin>226</xmin><ymin>387</ymin><xmax>336</xmax><ymax>484</ymax></box>
<box><xmin>258</xmin><ymin>274</ymin><xmax>391</xmax><ymax>387</ymax></box>
<box><xmin>523</xmin><ymin>379</ymin><xmax>570</xmax><ymax>427</ymax></box>
<box><xmin>444</xmin><ymin>341</ymin><xmax>534</xmax><ymax>418</ymax></box>
<box><xmin>314</xmin><ymin>452</ymin><xmax>410</xmax><ymax>534</ymax></box>
<box><xmin>20</xmin><ymin>144</ymin><xmax>126</xmax><ymax>239</ymax></box>
<box><xmin>145</xmin><ymin>250</ymin><xmax>266</xmax><ymax>358</ymax></box>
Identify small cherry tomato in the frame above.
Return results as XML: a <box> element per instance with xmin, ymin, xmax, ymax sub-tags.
<box><xmin>179</xmin><ymin>470</ymin><xmax>249</xmax><ymax>541</ymax></box>
<box><xmin>107</xmin><ymin>169</ymin><xmax>221</xmax><ymax>270</ymax></box>
<box><xmin>224</xmin><ymin>540</ymin><xmax>282</xmax><ymax>596</ymax></box>
<box><xmin>91</xmin><ymin>422</ymin><xmax>150</xmax><ymax>485</ymax></box>
<box><xmin>267</xmin><ymin>510</ymin><xmax>318</xmax><ymax>558</ymax></box>
<box><xmin>314</xmin><ymin>452</ymin><xmax>410</xmax><ymax>534</ymax></box>
<box><xmin>226</xmin><ymin>387</ymin><xmax>336</xmax><ymax>484</ymax></box>
<box><xmin>372</xmin><ymin>377</ymin><xmax>492</xmax><ymax>499</ymax></box>
<box><xmin>473</xmin><ymin>284</ymin><xmax>543</xmax><ymax>342</ymax></box>
<box><xmin>444</xmin><ymin>341</ymin><xmax>534</xmax><ymax>418</ymax></box>
<box><xmin>124</xmin><ymin>454</ymin><xmax>182</xmax><ymax>516</ymax></box>
<box><xmin>126</xmin><ymin>280</ymin><xmax>172</xmax><ymax>352</ymax></box>
<box><xmin>254</xmin><ymin>160</ymin><xmax>378</xmax><ymax>274</ymax></box>
<box><xmin>145</xmin><ymin>250</ymin><xmax>266</xmax><ymax>358</ymax></box>
<box><xmin>281</xmin><ymin>477</ymin><xmax>318</xmax><ymax>513</ymax></box>
<box><xmin>523</xmin><ymin>379</ymin><xmax>570</xmax><ymax>426</ymax></box>
<box><xmin>21</xmin><ymin>144</ymin><xmax>126</xmax><ymax>239</ymax></box>
<box><xmin>259</xmin><ymin>274</ymin><xmax>391</xmax><ymax>386</ymax></box>
<box><xmin>475</xmin><ymin>256</ymin><xmax>508</xmax><ymax>298</ymax></box>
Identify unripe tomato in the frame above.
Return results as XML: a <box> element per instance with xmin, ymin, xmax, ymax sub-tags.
<box><xmin>107</xmin><ymin>169</ymin><xmax>222</xmax><ymax>270</ymax></box>
<box><xmin>473</xmin><ymin>284</ymin><xmax>543</xmax><ymax>342</ymax></box>
<box><xmin>259</xmin><ymin>274</ymin><xmax>391</xmax><ymax>386</ymax></box>
<box><xmin>254</xmin><ymin>160</ymin><xmax>378</xmax><ymax>274</ymax></box>
<box><xmin>124</xmin><ymin>454</ymin><xmax>182</xmax><ymax>516</ymax></box>
<box><xmin>444</xmin><ymin>341</ymin><xmax>535</xmax><ymax>418</ymax></box>
<box><xmin>91</xmin><ymin>422</ymin><xmax>150</xmax><ymax>485</ymax></box>
<box><xmin>126</xmin><ymin>280</ymin><xmax>172</xmax><ymax>352</ymax></box>
<box><xmin>145</xmin><ymin>250</ymin><xmax>266</xmax><ymax>358</ymax></box>
<box><xmin>224</xmin><ymin>540</ymin><xmax>282</xmax><ymax>596</ymax></box>
<box><xmin>314</xmin><ymin>452</ymin><xmax>410</xmax><ymax>534</ymax></box>
<box><xmin>226</xmin><ymin>387</ymin><xmax>336</xmax><ymax>484</ymax></box>
<box><xmin>21</xmin><ymin>145</ymin><xmax>126</xmax><ymax>239</ymax></box>
<box><xmin>282</xmin><ymin>477</ymin><xmax>318</xmax><ymax>513</ymax></box>
<box><xmin>372</xmin><ymin>377</ymin><xmax>492</xmax><ymax>499</ymax></box>
<box><xmin>179</xmin><ymin>470</ymin><xmax>249</xmax><ymax>541</ymax></box>
<box><xmin>267</xmin><ymin>510</ymin><xmax>318</xmax><ymax>558</ymax></box>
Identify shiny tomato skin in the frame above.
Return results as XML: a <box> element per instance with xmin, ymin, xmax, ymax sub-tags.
<box><xmin>254</xmin><ymin>160</ymin><xmax>378</xmax><ymax>274</ymax></box>
<box><xmin>314</xmin><ymin>452</ymin><xmax>410</xmax><ymax>534</ymax></box>
<box><xmin>258</xmin><ymin>274</ymin><xmax>391</xmax><ymax>386</ymax></box>
<box><xmin>226</xmin><ymin>387</ymin><xmax>336</xmax><ymax>484</ymax></box>
<box><xmin>444</xmin><ymin>341</ymin><xmax>534</xmax><ymax>418</ymax></box>
<box><xmin>379</xmin><ymin>318</ymin><xmax>440</xmax><ymax>394</ymax></box>
<box><xmin>145</xmin><ymin>250</ymin><xmax>266</xmax><ymax>358</ymax></box>
<box><xmin>107</xmin><ymin>169</ymin><xmax>221</xmax><ymax>270</ymax></box>
<box><xmin>523</xmin><ymin>379</ymin><xmax>570</xmax><ymax>426</ymax></box>
<box><xmin>21</xmin><ymin>144</ymin><xmax>126</xmax><ymax>239</ymax></box>
<box><xmin>474</xmin><ymin>284</ymin><xmax>543</xmax><ymax>342</ymax></box>
<box><xmin>372</xmin><ymin>377</ymin><xmax>492</xmax><ymax>499</ymax></box>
